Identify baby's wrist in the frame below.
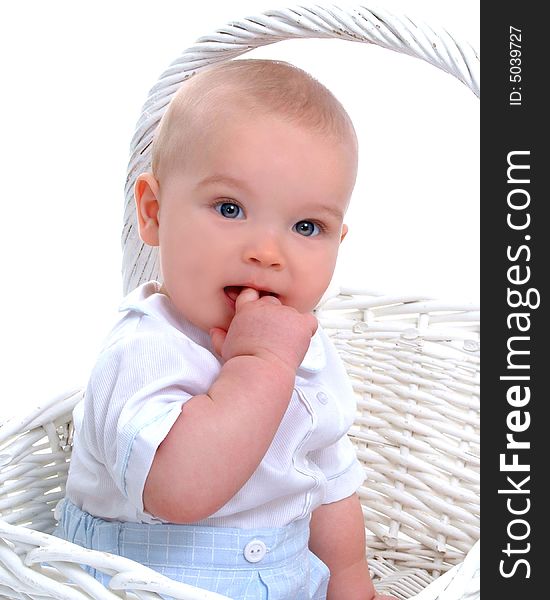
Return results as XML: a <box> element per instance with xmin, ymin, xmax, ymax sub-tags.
<box><xmin>226</xmin><ymin>352</ymin><xmax>297</xmax><ymax>385</ymax></box>
<box><xmin>252</xmin><ymin>347</ymin><xmax>300</xmax><ymax>376</ymax></box>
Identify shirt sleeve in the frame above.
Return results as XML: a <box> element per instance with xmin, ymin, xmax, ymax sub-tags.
<box><xmin>84</xmin><ymin>329</ymin><xmax>219</xmax><ymax>512</ymax></box>
<box><xmin>308</xmin><ymin>433</ymin><xmax>365</xmax><ymax>504</ymax></box>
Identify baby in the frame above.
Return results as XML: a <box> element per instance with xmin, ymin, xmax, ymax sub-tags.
<box><xmin>56</xmin><ymin>59</ymin><xmax>395</xmax><ymax>600</ymax></box>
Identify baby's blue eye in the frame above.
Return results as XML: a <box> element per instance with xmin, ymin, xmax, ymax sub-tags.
<box><xmin>294</xmin><ymin>220</ymin><xmax>320</xmax><ymax>237</ymax></box>
<box><xmin>216</xmin><ymin>202</ymin><xmax>242</xmax><ymax>219</ymax></box>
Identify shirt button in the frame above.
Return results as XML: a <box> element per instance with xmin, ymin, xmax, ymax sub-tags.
<box><xmin>316</xmin><ymin>391</ymin><xmax>329</xmax><ymax>405</ymax></box>
<box><xmin>244</xmin><ymin>539</ymin><xmax>267</xmax><ymax>563</ymax></box>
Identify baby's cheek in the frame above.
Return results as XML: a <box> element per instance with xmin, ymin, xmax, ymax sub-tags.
<box><xmin>293</xmin><ymin>287</ymin><xmax>326</xmax><ymax>314</ymax></box>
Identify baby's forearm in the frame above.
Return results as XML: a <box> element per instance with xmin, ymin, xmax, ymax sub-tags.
<box><xmin>143</xmin><ymin>354</ymin><xmax>295</xmax><ymax>523</ymax></box>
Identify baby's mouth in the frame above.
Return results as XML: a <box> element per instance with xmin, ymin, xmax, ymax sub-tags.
<box><xmin>224</xmin><ymin>286</ymin><xmax>279</xmax><ymax>302</ymax></box>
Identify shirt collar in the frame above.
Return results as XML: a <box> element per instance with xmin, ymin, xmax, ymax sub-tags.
<box><xmin>119</xmin><ymin>281</ymin><xmax>326</xmax><ymax>371</ymax></box>
<box><xmin>298</xmin><ymin>327</ymin><xmax>326</xmax><ymax>373</ymax></box>
<box><xmin>118</xmin><ymin>281</ymin><xmax>212</xmax><ymax>349</ymax></box>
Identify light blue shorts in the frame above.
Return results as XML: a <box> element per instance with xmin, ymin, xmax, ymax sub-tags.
<box><xmin>54</xmin><ymin>500</ymin><xmax>329</xmax><ymax>599</ymax></box>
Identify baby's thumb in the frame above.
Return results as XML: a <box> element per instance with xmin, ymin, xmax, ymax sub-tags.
<box><xmin>209</xmin><ymin>327</ymin><xmax>227</xmax><ymax>357</ymax></box>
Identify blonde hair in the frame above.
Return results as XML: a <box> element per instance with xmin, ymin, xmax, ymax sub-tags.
<box><xmin>151</xmin><ymin>59</ymin><xmax>357</xmax><ymax>178</ymax></box>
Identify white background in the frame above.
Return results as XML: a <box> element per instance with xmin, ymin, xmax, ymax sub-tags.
<box><xmin>1</xmin><ymin>0</ymin><xmax>479</xmax><ymax>419</ymax></box>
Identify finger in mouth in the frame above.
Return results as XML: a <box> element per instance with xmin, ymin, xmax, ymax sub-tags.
<box><xmin>224</xmin><ymin>286</ymin><xmax>278</xmax><ymax>301</ymax></box>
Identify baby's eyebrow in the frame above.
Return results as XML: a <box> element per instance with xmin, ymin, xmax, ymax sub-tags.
<box><xmin>302</xmin><ymin>203</ymin><xmax>344</xmax><ymax>221</ymax></box>
<box><xmin>196</xmin><ymin>174</ymin><xmax>251</xmax><ymax>192</ymax></box>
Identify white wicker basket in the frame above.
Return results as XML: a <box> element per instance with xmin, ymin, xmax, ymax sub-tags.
<box><xmin>0</xmin><ymin>4</ymin><xmax>479</xmax><ymax>599</ymax></box>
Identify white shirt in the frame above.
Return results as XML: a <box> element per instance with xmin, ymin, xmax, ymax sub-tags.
<box><xmin>66</xmin><ymin>281</ymin><xmax>364</xmax><ymax>528</ymax></box>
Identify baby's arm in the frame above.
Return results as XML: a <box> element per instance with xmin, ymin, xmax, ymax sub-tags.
<box><xmin>309</xmin><ymin>494</ymin><xmax>397</xmax><ymax>600</ymax></box>
<box><xmin>143</xmin><ymin>288</ymin><xmax>317</xmax><ymax>523</ymax></box>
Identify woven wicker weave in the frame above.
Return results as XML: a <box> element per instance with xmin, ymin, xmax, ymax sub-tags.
<box><xmin>0</xmin><ymin>4</ymin><xmax>479</xmax><ymax>599</ymax></box>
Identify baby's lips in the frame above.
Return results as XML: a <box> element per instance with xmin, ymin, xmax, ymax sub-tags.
<box><xmin>226</xmin><ymin>286</ymin><xmax>279</xmax><ymax>303</ymax></box>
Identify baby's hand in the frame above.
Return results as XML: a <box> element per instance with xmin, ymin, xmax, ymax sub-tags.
<box><xmin>210</xmin><ymin>287</ymin><xmax>317</xmax><ymax>373</ymax></box>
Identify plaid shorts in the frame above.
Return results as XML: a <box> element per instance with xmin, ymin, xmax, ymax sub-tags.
<box><xmin>55</xmin><ymin>500</ymin><xmax>329</xmax><ymax>599</ymax></box>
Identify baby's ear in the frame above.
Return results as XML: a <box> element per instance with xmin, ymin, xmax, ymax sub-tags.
<box><xmin>135</xmin><ymin>173</ymin><xmax>161</xmax><ymax>246</ymax></box>
<box><xmin>340</xmin><ymin>224</ymin><xmax>348</xmax><ymax>243</ymax></box>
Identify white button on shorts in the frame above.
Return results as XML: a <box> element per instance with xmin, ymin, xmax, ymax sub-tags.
<box><xmin>244</xmin><ymin>539</ymin><xmax>267</xmax><ymax>563</ymax></box>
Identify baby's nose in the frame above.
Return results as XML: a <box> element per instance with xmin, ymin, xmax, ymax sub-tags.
<box><xmin>243</xmin><ymin>234</ymin><xmax>284</xmax><ymax>269</ymax></box>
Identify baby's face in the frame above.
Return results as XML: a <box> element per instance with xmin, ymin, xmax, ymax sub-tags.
<box><xmin>138</xmin><ymin>114</ymin><xmax>357</xmax><ymax>333</ymax></box>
